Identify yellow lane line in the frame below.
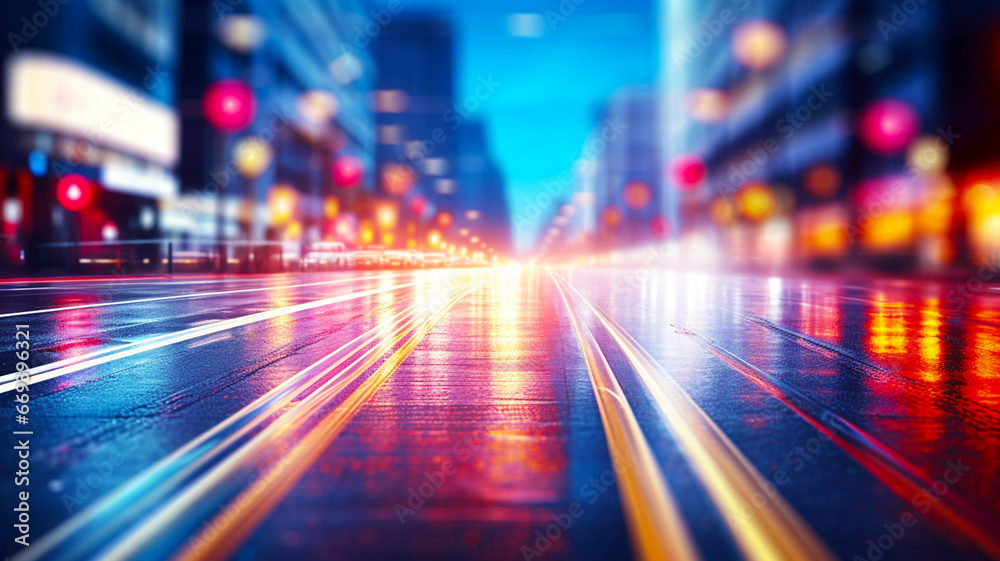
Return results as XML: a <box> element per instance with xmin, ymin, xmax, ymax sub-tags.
<box><xmin>550</xmin><ymin>271</ymin><xmax>701</xmax><ymax>561</ymax></box>
<box><xmin>562</xmin><ymin>278</ymin><xmax>836</xmax><ymax>561</ymax></box>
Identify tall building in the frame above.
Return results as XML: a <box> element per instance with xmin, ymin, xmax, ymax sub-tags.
<box><xmin>455</xmin><ymin>121</ymin><xmax>511</xmax><ymax>255</ymax></box>
<box><xmin>372</xmin><ymin>17</ymin><xmax>510</xmax><ymax>257</ymax></box>
<box><xmin>373</xmin><ymin>17</ymin><xmax>459</xmax><ymax>250</ymax></box>
<box><xmin>593</xmin><ymin>87</ymin><xmax>662</xmax><ymax>249</ymax></box>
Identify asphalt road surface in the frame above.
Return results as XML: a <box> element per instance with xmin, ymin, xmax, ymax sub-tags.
<box><xmin>2</xmin><ymin>267</ymin><xmax>999</xmax><ymax>561</ymax></box>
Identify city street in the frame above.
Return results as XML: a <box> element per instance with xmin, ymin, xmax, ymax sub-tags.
<box><xmin>3</xmin><ymin>267</ymin><xmax>999</xmax><ymax>561</ymax></box>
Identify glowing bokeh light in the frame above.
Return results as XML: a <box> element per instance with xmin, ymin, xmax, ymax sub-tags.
<box><xmin>296</xmin><ymin>90</ymin><xmax>339</xmax><ymax>123</ymax></box>
<box><xmin>375</xmin><ymin>202</ymin><xmax>398</xmax><ymax>230</ymax></box>
<box><xmin>622</xmin><ymin>181</ymin><xmax>653</xmax><ymax>210</ymax></box>
<box><xmin>650</xmin><ymin>215</ymin><xmax>671</xmax><ymax>239</ymax></box>
<box><xmin>408</xmin><ymin>195</ymin><xmax>428</xmax><ymax>218</ymax></box>
<box><xmin>267</xmin><ymin>185</ymin><xmax>297</xmax><ymax>225</ymax></box>
<box><xmin>669</xmin><ymin>154</ymin><xmax>706</xmax><ymax>191</ymax></box>
<box><xmin>435</xmin><ymin>211</ymin><xmax>453</xmax><ymax>229</ymax></box>
<box><xmin>737</xmin><ymin>182</ymin><xmax>776</xmax><ymax>222</ymax></box>
<box><xmin>323</xmin><ymin>196</ymin><xmax>340</xmax><ymax>219</ymax></box>
<box><xmin>907</xmin><ymin>134</ymin><xmax>950</xmax><ymax>174</ymax></box>
<box><xmin>56</xmin><ymin>174</ymin><xmax>93</xmax><ymax>211</ymax></box>
<box><xmin>380</xmin><ymin>163</ymin><xmax>417</xmax><ymax>196</ymax></box>
<box><xmin>858</xmin><ymin>98</ymin><xmax>920</xmax><ymax>154</ymax></box>
<box><xmin>333</xmin><ymin>213</ymin><xmax>357</xmax><ymax>242</ymax></box>
<box><xmin>216</xmin><ymin>15</ymin><xmax>267</xmax><ymax>53</ymax></box>
<box><xmin>100</xmin><ymin>221</ymin><xmax>118</xmax><ymax>241</ymax></box>
<box><xmin>803</xmin><ymin>164</ymin><xmax>841</xmax><ymax>198</ymax></box>
<box><xmin>331</xmin><ymin>155</ymin><xmax>365</xmax><ymax>189</ymax></box>
<box><xmin>203</xmin><ymin>80</ymin><xmax>256</xmax><ymax>132</ymax></box>
<box><xmin>732</xmin><ymin>21</ymin><xmax>786</xmax><ymax>70</ymax></box>
<box><xmin>232</xmin><ymin>137</ymin><xmax>273</xmax><ymax>179</ymax></box>
<box><xmin>601</xmin><ymin>205</ymin><xmax>623</xmax><ymax>228</ymax></box>
<box><xmin>686</xmin><ymin>89</ymin><xmax>730</xmax><ymax>123</ymax></box>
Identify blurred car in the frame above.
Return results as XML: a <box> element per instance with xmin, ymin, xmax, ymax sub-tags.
<box><xmin>405</xmin><ymin>250</ymin><xmax>424</xmax><ymax>268</ymax></box>
<box><xmin>303</xmin><ymin>242</ymin><xmax>348</xmax><ymax>270</ymax></box>
<box><xmin>383</xmin><ymin>250</ymin><xmax>407</xmax><ymax>268</ymax></box>
<box><xmin>449</xmin><ymin>256</ymin><xmax>471</xmax><ymax>267</ymax></box>
<box><xmin>423</xmin><ymin>252</ymin><xmax>448</xmax><ymax>268</ymax></box>
<box><xmin>351</xmin><ymin>245</ymin><xmax>385</xmax><ymax>268</ymax></box>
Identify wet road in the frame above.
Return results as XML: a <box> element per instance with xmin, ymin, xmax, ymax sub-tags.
<box><xmin>2</xmin><ymin>267</ymin><xmax>999</xmax><ymax>561</ymax></box>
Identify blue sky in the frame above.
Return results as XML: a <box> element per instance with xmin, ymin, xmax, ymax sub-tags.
<box><xmin>399</xmin><ymin>0</ymin><xmax>659</xmax><ymax>251</ymax></box>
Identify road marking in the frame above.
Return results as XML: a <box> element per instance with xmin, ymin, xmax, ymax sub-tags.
<box><xmin>0</xmin><ymin>277</ymin><xmax>433</xmax><ymax>393</ymax></box>
<box><xmin>559</xmin><ymin>277</ymin><xmax>836</xmax><ymax>561</ymax></box>
<box><xmin>0</xmin><ymin>274</ymin><xmax>317</xmax><ymax>291</ymax></box>
<box><xmin>15</xmin><ymin>274</ymin><xmax>483</xmax><ymax>561</ymax></box>
<box><xmin>0</xmin><ymin>273</ymin><xmax>404</xmax><ymax>318</ymax></box>
<box><xmin>103</xmin><ymin>276</ymin><xmax>481</xmax><ymax>561</ymax></box>
<box><xmin>550</xmin><ymin>271</ymin><xmax>701</xmax><ymax>561</ymax></box>
<box><xmin>671</xmin><ymin>317</ymin><xmax>1000</xmax><ymax>560</ymax></box>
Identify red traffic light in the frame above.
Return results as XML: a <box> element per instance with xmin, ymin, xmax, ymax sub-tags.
<box><xmin>56</xmin><ymin>174</ymin><xmax>94</xmax><ymax>211</ymax></box>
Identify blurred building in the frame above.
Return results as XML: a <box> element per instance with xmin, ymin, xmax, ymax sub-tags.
<box><xmin>656</xmin><ymin>0</ymin><xmax>1000</xmax><ymax>271</ymax></box>
<box><xmin>592</xmin><ymin>87</ymin><xmax>662</xmax><ymax>250</ymax></box>
<box><xmin>373</xmin><ymin>17</ymin><xmax>456</xmax><ymax>251</ymax></box>
<box><xmin>1</xmin><ymin>0</ymin><xmax>180</xmax><ymax>272</ymax></box>
<box><xmin>171</xmin><ymin>0</ymin><xmax>375</xmax><ymax>270</ymax></box>
<box><xmin>537</xmin><ymin>87</ymin><xmax>662</xmax><ymax>259</ymax></box>
<box><xmin>455</xmin><ymin>121</ymin><xmax>511</xmax><ymax>255</ymax></box>
<box><xmin>373</xmin><ymin>17</ymin><xmax>510</xmax><ymax>257</ymax></box>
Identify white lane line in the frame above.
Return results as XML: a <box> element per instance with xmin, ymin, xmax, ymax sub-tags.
<box><xmin>0</xmin><ymin>276</ymin><xmax>284</xmax><ymax>291</ymax></box>
<box><xmin>0</xmin><ymin>273</ymin><xmax>403</xmax><ymax>318</ymax></box>
<box><xmin>11</xmin><ymin>302</ymin><xmax>427</xmax><ymax>561</ymax></box>
<box><xmin>0</xmin><ymin>272</ymin><xmax>402</xmax><ymax>292</ymax></box>
<box><xmin>186</xmin><ymin>333</ymin><xmax>233</xmax><ymax>349</ymax></box>
<box><xmin>122</xmin><ymin>278</ymin><xmax>480</xmax><ymax>561</ymax></box>
<box><xmin>0</xmin><ymin>278</ymin><xmax>428</xmax><ymax>393</ymax></box>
